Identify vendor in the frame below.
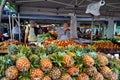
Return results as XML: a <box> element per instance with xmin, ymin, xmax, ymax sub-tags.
<box><xmin>24</xmin><ymin>20</ymin><xmax>39</xmax><ymax>44</ymax></box>
<box><xmin>57</xmin><ymin>22</ymin><xmax>70</xmax><ymax>40</ymax></box>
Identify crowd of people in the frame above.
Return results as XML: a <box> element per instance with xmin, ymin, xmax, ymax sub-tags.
<box><xmin>0</xmin><ymin>20</ymin><xmax>101</xmax><ymax>43</ymax></box>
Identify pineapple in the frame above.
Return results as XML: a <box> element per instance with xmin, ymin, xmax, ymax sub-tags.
<box><xmin>61</xmin><ymin>73</ymin><xmax>72</xmax><ymax>80</ymax></box>
<box><xmin>77</xmin><ymin>73</ymin><xmax>89</xmax><ymax>80</ymax></box>
<box><xmin>50</xmin><ymin>67</ymin><xmax>61</xmax><ymax>79</ymax></box>
<box><xmin>0</xmin><ymin>77</ymin><xmax>9</xmax><ymax>80</ymax></box>
<box><xmin>82</xmin><ymin>55</ymin><xmax>94</xmax><ymax>67</ymax></box>
<box><xmin>100</xmin><ymin>66</ymin><xmax>112</xmax><ymax>79</ymax></box>
<box><xmin>16</xmin><ymin>57</ymin><xmax>30</xmax><ymax>72</ymax></box>
<box><xmin>29</xmin><ymin>54</ymin><xmax>40</xmax><ymax>68</ymax></box>
<box><xmin>5</xmin><ymin>66</ymin><xmax>18</xmax><ymax>80</ymax></box>
<box><xmin>86</xmin><ymin>66</ymin><xmax>97</xmax><ymax>76</ymax></box>
<box><xmin>108</xmin><ymin>72</ymin><xmax>118</xmax><ymax>80</ymax></box>
<box><xmin>96</xmin><ymin>55</ymin><xmax>108</xmax><ymax>66</ymax></box>
<box><xmin>40</xmin><ymin>58</ymin><xmax>52</xmax><ymax>72</ymax></box>
<box><xmin>30</xmin><ymin>68</ymin><xmax>43</xmax><ymax>80</ymax></box>
<box><xmin>94</xmin><ymin>72</ymin><xmax>104</xmax><ymax>80</ymax></box>
<box><xmin>42</xmin><ymin>76</ymin><xmax>51</xmax><ymax>80</ymax></box>
<box><xmin>67</xmin><ymin>66</ymin><xmax>79</xmax><ymax>76</ymax></box>
<box><xmin>63</xmin><ymin>55</ymin><xmax>75</xmax><ymax>67</ymax></box>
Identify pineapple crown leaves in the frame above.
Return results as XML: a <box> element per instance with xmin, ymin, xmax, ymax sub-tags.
<box><xmin>81</xmin><ymin>48</ymin><xmax>89</xmax><ymax>53</ymax></box>
<box><xmin>29</xmin><ymin>54</ymin><xmax>40</xmax><ymax>62</ymax></box>
<box><xmin>108</xmin><ymin>58</ymin><xmax>120</xmax><ymax>70</ymax></box>
<box><xmin>67</xmin><ymin>45</ymin><xmax>82</xmax><ymax>53</ymax></box>
<box><xmin>0</xmin><ymin>55</ymin><xmax>15</xmax><ymax>68</ymax></box>
<box><xmin>111</xmin><ymin>67</ymin><xmax>119</xmax><ymax>75</ymax></box>
<box><xmin>56</xmin><ymin>47</ymin><xmax>65</xmax><ymax>53</ymax></box>
<box><xmin>29</xmin><ymin>54</ymin><xmax>40</xmax><ymax>68</ymax></box>
<box><xmin>67</xmin><ymin>51</ymin><xmax>77</xmax><ymax>58</ymax></box>
<box><xmin>18</xmin><ymin>71</ymin><xmax>30</xmax><ymax>80</ymax></box>
<box><xmin>34</xmin><ymin>47</ymin><xmax>45</xmax><ymax>55</ymax></box>
<box><xmin>16</xmin><ymin>53</ymin><xmax>26</xmax><ymax>60</ymax></box>
<box><xmin>88</xmin><ymin>52</ymin><xmax>98</xmax><ymax>59</ymax></box>
<box><xmin>45</xmin><ymin>43</ymin><xmax>57</xmax><ymax>54</ymax></box>
<box><xmin>75</xmin><ymin>58</ymin><xmax>83</xmax><ymax>67</ymax></box>
<box><xmin>20</xmin><ymin>45</ymin><xmax>31</xmax><ymax>54</ymax></box>
<box><xmin>8</xmin><ymin>44</ymin><xmax>18</xmax><ymax>54</ymax></box>
<box><xmin>72</xmin><ymin>77</ymin><xmax>77</xmax><ymax>80</ymax></box>
<box><xmin>29</xmin><ymin>46</ymin><xmax>37</xmax><ymax>53</ymax></box>
<box><xmin>40</xmin><ymin>53</ymin><xmax>49</xmax><ymax>59</ymax></box>
<box><xmin>67</xmin><ymin>45</ymin><xmax>76</xmax><ymax>52</ymax></box>
<box><xmin>75</xmin><ymin>50</ymin><xmax>84</xmax><ymax>57</ymax></box>
<box><xmin>49</xmin><ymin>53</ymin><xmax>64</xmax><ymax>67</ymax></box>
<box><xmin>87</xmin><ymin>45</ymin><xmax>96</xmax><ymax>52</ymax></box>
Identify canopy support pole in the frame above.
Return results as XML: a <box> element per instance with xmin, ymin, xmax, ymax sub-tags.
<box><xmin>18</xmin><ymin>13</ymin><xmax>21</xmax><ymax>42</ymax></box>
<box><xmin>12</xmin><ymin>16</ymin><xmax>14</xmax><ymax>40</ymax></box>
<box><xmin>8</xmin><ymin>15</ymin><xmax>12</xmax><ymax>40</ymax></box>
<box><xmin>70</xmin><ymin>13</ymin><xmax>78</xmax><ymax>39</ymax></box>
<box><xmin>91</xmin><ymin>15</ymin><xmax>94</xmax><ymax>44</ymax></box>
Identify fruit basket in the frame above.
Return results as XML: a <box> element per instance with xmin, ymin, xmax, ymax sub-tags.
<box><xmin>0</xmin><ymin>43</ymin><xmax>120</xmax><ymax>80</ymax></box>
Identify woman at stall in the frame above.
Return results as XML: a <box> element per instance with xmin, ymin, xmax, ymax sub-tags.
<box><xmin>24</xmin><ymin>20</ymin><xmax>39</xmax><ymax>44</ymax></box>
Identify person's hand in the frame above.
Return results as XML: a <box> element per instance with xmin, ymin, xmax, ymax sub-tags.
<box><xmin>69</xmin><ymin>27</ymin><xmax>71</xmax><ymax>30</ymax></box>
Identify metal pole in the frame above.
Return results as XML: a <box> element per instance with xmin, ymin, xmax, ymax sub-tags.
<box><xmin>12</xmin><ymin>17</ymin><xmax>14</xmax><ymax>40</ymax></box>
<box><xmin>91</xmin><ymin>15</ymin><xmax>94</xmax><ymax>44</ymax></box>
<box><xmin>8</xmin><ymin>15</ymin><xmax>12</xmax><ymax>40</ymax></box>
<box><xmin>18</xmin><ymin>13</ymin><xmax>21</xmax><ymax>42</ymax></box>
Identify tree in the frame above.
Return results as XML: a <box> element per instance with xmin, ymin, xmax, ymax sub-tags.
<box><xmin>0</xmin><ymin>0</ymin><xmax>8</xmax><ymax>22</ymax></box>
<box><xmin>0</xmin><ymin>0</ymin><xmax>15</xmax><ymax>22</ymax></box>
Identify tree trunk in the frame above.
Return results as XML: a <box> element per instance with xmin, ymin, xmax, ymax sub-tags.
<box><xmin>0</xmin><ymin>0</ymin><xmax>8</xmax><ymax>22</ymax></box>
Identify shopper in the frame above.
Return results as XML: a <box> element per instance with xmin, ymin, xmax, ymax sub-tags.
<box><xmin>38</xmin><ymin>26</ymin><xmax>43</xmax><ymax>34</ymax></box>
<box><xmin>24</xmin><ymin>20</ymin><xmax>39</xmax><ymax>44</ymax></box>
<box><xmin>96</xmin><ymin>29</ymin><xmax>99</xmax><ymax>35</ymax></box>
<box><xmin>77</xmin><ymin>27</ymin><xmax>83</xmax><ymax>38</ymax></box>
<box><xmin>12</xmin><ymin>24</ymin><xmax>21</xmax><ymax>41</ymax></box>
<box><xmin>57</xmin><ymin>22</ymin><xmax>70</xmax><ymax>40</ymax></box>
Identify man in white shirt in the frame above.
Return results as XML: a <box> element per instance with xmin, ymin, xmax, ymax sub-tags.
<box><xmin>12</xmin><ymin>24</ymin><xmax>21</xmax><ymax>41</ymax></box>
<box><xmin>24</xmin><ymin>20</ymin><xmax>38</xmax><ymax>44</ymax></box>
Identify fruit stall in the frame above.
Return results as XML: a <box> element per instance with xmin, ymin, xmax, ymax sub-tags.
<box><xmin>0</xmin><ymin>39</ymin><xmax>120</xmax><ymax>80</ymax></box>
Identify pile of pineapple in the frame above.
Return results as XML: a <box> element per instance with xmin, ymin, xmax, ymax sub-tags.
<box><xmin>0</xmin><ymin>44</ymin><xmax>120</xmax><ymax>80</ymax></box>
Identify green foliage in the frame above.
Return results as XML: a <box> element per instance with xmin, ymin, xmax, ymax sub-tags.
<box><xmin>0</xmin><ymin>0</ymin><xmax>15</xmax><ymax>11</ymax></box>
<box><xmin>37</xmin><ymin>33</ymin><xmax>50</xmax><ymax>42</ymax></box>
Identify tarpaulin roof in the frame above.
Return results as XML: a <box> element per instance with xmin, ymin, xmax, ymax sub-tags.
<box><xmin>8</xmin><ymin>0</ymin><xmax>120</xmax><ymax>17</ymax></box>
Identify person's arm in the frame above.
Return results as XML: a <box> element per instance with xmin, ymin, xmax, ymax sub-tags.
<box><xmin>24</xmin><ymin>27</ymin><xmax>29</xmax><ymax>44</ymax></box>
<box><xmin>24</xmin><ymin>32</ymin><xmax>28</xmax><ymax>44</ymax></box>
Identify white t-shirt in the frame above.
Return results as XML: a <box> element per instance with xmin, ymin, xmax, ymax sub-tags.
<box><xmin>12</xmin><ymin>26</ymin><xmax>21</xmax><ymax>34</ymax></box>
<box><xmin>25</xmin><ymin>27</ymin><xmax>37</xmax><ymax>42</ymax></box>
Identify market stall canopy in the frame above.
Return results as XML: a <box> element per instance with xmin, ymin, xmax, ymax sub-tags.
<box><xmin>8</xmin><ymin>0</ymin><xmax>120</xmax><ymax>17</ymax></box>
